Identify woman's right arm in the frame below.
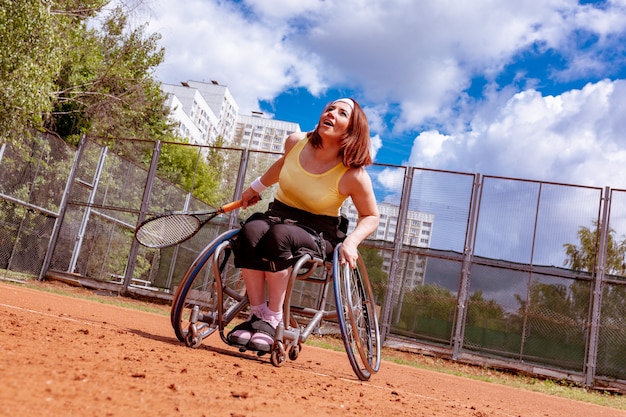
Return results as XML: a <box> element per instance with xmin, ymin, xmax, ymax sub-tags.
<box><xmin>241</xmin><ymin>133</ymin><xmax>302</xmax><ymax>208</ymax></box>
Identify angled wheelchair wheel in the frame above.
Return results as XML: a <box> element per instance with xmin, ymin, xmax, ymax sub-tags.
<box><xmin>333</xmin><ymin>244</ymin><xmax>382</xmax><ymax>381</ymax></box>
<box><xmin>171</xmin><ymin>229</ymin><xmax>246</xmax><ymax>346</ymax></box>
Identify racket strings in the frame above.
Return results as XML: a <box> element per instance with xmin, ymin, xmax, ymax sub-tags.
<box><xmin>136</xmin><ymin>215</ymin><xmax>200</xmax><ymax>247</ymax></box>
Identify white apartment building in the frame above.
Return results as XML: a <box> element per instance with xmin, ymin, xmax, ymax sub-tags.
<box><xmin>161</xmin><ymin>80</ymin><xmax>239</xmax><ymax>145</ymax></box>
<box><xmin>341</xmin><ymin>200</ymin><xmax>435</xmax><ymax>290</ymax></box>
<box><xmin>162</xmin><ymin>80</ymin><xmax>300</xmax><ymax>150</ymax></box>
<box><xmin>161</xmin><ymin>84</ymin><xmax>216</xmax><ymax>145</ymax></box>
<box><xmin>185</xmin><ymin>80</ymin><xmax>239</xmax><ymax>144</ymax></box>
<box><xmin>233</xmin><ymin>112</ymin><xmax>301</xmax><ymax>152</ymax></box>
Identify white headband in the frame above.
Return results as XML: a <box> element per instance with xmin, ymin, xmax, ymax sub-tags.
<box><xmin>333</xmin><ymin>98</ymin><xmax>354</xmax><ymax>110</ymax></box>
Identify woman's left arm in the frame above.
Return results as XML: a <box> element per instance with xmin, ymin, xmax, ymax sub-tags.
<box><xmin>339</xmin><ymin>167</ymin><xmax>380</xmax><ymax>268</ymax></box>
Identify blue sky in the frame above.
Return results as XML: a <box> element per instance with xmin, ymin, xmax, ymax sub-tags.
<box><xmin>119</xmin><ymin>0</ymin><xmax>626</xmax><ymax>189</ymax></box>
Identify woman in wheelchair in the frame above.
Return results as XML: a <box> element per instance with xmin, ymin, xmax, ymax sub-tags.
<box><xmin>228</xmin><ymin>98</ymin><xmax>380</xmax><ymax>352</ymax></box>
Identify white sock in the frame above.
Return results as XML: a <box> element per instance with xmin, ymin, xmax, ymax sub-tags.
<box><xmin>262</xmin><ymin>305</ymin><xmax>283</xmax><ymax>326</ymax></box>
<box><xmin>250</xmin><ymin>303</ymin><xmax>266</xmax><ymax>319</ymax></box>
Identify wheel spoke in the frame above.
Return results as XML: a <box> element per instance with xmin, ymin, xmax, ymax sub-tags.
<box><xmin>171</xmin><ymin>230</ymin><xmax>245</xmax><ymax>347</ymax></box>
<box><xmin>333</xmin><ymin>244</ymin><xmax>381</xmax><ymax>381</ymax></box>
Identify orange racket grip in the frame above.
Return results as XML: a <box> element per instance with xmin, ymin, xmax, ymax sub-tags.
<box><xmin>219</xmin><ymin>200</ymin><xmax>244</xmax><ymax>213</ymax></box>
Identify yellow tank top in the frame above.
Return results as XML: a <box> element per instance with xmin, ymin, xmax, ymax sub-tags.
<box><xmin>276</xmin><ymin>137</ymin><xmax>349</xmax><ymax>217</ymax></box>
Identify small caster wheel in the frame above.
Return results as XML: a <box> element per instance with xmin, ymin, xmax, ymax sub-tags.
<box><xmin>270</xmin><ymin>346</ymin><xmax>286</xmax><ymax>367</ymax></box>
<box><xmin>288</xmin><ymin>344</ymin><xmax>301</xmax><ymax>361</ymax></box>
<box><xmin>185</xmin><ymin>324</ymin><xmax>202</xmax><ymax>348</ymax></box>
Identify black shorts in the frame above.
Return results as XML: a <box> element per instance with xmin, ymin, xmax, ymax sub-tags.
<box><xmin>232</xmin><ymin>200</ymin><xmax>347</xmax><ymax>271</ymax></box>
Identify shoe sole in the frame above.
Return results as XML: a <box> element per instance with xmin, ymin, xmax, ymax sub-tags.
<box><xmin>228</xmin><ymin>333</ymin><xmax>252</xmax><ymax>346</ymax></box>
<box><xmin>248</xmin><ymin>333</ymin><xmax>274</xmax><ymax>352</ymax></box>
<box><xmin>247</xmin><ymin>340</ymin><xmax>271</xmax><ymax>352</ymax></box>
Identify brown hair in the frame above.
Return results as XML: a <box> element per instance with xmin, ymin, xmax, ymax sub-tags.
<box><xmin>307</xmin><ymin>98</ymin><xmax>372</xmax><ymax>168</ymax></box>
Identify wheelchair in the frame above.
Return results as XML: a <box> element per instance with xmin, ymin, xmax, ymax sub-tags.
<box><xmin>170</xmin><ymin>228</ymin><xmax>381</xmax><ymax>381</ymax></box>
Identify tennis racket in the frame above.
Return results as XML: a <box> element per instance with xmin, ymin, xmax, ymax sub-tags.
<box><xmin>135</xmin><ymin>200</ymin><xmax>244</xmax><ymax>248</ymax></box>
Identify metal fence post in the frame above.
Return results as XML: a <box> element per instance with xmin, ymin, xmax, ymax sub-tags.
<box><xmin>452</xmin><ymin>173</ymin><xmax>481</xmax><ymax>359</ymax></box>
<box><xmin>229</xmin><ymin>149</ymin><xmax>250</xmax><ymax>229</ymax></box>
<box><xmin>122</xmin><ymin>140</ymin><xmax>162</xmax><ymax>294</ymax></box>
<box><xmin>38</xmin><ymin>135</ymin><xmax>87</xmax><ymax>280</ymax></box>
<box><xmin>68</xmin><ymin>145</ymin><xmax>108</xmax><ymax>273</ymax></box>
<box><xmin>584</xmin><ymin>186</ymin><xmax>610</xmax><ymax>387</ymax></box>
<box><xmin>379</xmin><ymin>166</ymin><xmax>412</xmax><ymax>342</ymax></box>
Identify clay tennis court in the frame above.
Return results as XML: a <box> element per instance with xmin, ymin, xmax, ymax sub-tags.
<box><xmin>1</xmin><ymin>281</ymin><xmax>624</xmax><ymax>417</ymax></box>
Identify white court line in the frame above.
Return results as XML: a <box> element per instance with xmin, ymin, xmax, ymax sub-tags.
<box><xmin>0</xmin><ymin>302</ymin><xmax>126</xmax><ymax>330</ymax></box>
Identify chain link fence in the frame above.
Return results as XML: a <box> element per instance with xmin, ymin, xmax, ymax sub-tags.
<box><xmin>0</xmin><ymin>134</ymin><xmax>72</xmax><ymax>279</ymax></box>
<box><xmin>1</xmin><ymin>134</ymin><xmax>625</xmax><ymax>391</ymax></box>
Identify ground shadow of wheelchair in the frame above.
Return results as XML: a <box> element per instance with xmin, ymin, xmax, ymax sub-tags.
<box><xmin>124</xmin><ymin>327</ymin><xmax>269</xmax><ymax>363</ymax></box>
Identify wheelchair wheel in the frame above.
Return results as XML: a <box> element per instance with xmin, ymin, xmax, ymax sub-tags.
<box><xmin>333</xmin><ymin>244</ymin><xmax>382</xmax><ymax>381</ymax></box>
<box><xmin>171</xmin><ymin>229</ymin><xmax>246</xmax><ymax>346</ymax></box>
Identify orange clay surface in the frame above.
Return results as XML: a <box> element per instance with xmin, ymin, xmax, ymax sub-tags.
<box><xmin>1</xmin><ymin>281</ymin><xmax>625</xmax><ymax>417</ymax></box>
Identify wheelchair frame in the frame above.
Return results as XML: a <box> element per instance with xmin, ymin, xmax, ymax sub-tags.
<box><xmin>170</xmin><ymin>228</ymin><xmax>381</xmax><ymax>381</ymax></box>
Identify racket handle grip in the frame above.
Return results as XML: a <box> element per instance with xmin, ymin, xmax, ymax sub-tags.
<box><xmin>220</xmin><ymin>200</ymin><xmax>244</xmax><ymax>213</ymax></box>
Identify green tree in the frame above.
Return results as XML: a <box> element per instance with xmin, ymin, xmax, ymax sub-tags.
<box><xmin>563</xmin><ymin>220</ymin><xmax>626</xmax><ymax>276</ymax></box>
<box><xmin>0</xmin><ymin>0</ymin><xmax>67</xmax><ymax>143</ymax></box>
<box><xmin>156</xmin><ymin>138</ymin><xmax>232</xmax><ymax>207</ymax></box>
<box><xmin>508</xmin><ymin>220</ymin><xmax>626</xmax><ymax>355</ymax></box>
<box><xmin>562</xmin><ymin>221</ymin><xmax>626</xmax><ymax>378</ymax></box>
<box><xmin>47</xmin><ymin>5</ymin><xmax>171</xmax><ymax>144</ymax></box>
<box><xmin>204</xmin><ymin>137</ymin><xmax>233</xmax><ymax>204</ymax></box>
<box><xmin>466</xmin><ymin>290</ymin><xmax>505</xmax><ymax>330</ymax></box>
<box><xmin>359</xmin><ymin>246</ymin><xmax>387</xmax><ymax>304</ymax></box>
<box><xmin>560</xmin><ymin>220</ymin><xmax>626</xmax><ymax>323</ymax></box>
<box><xmin>402</xmin><ymin>284</ymin><xmax>456</xmax><ymax>322</ymax></box>
<box><xmin>1</xmin><ymin>1</ymin><xmax>173</xmax><ymax>146</ymax></box>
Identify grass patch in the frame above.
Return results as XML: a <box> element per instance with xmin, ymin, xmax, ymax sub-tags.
<box><xmin>380</xmin><ymin>349</ymin><xmax>626</xmax><ymax>410</ymax></box>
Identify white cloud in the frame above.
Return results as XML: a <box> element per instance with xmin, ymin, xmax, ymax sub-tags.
<box><xmin>370</xmin><ymin>133</ymin><xmax>382</xmax><ymax>161</ymax></box>
<box><xmin>133</xmin><ymin>0</ymin><xmax>625</xmax><ymax>125</ymax></box>
<box><xmin>407</xmin><ymin>79</ymin><xmax>626</xmax><ymax>188</ymax></box>
<box><xmin>111</xmin><ymin>0</ymin><xmax>626</xmax><ymax>189</ymax></box>
<box><xmin>377</xmin><ymin>165</ymin><xmax>403</xmax><ymax>186</ymax></box>
<box><xmin>137</xmin><ymin>0</ymin><xmax>325</xmax><ymax>112</ymax></box>
<box><xmin>243</xmin><ymin>0</ymin><xmax>325</xmax><ymax>21</ymax></box>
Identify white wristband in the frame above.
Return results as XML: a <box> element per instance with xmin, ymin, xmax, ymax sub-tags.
<box><xmin>250</xmin><ymin>176</ymin><xmax>268</xmax><ymax>193</ymax></box>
